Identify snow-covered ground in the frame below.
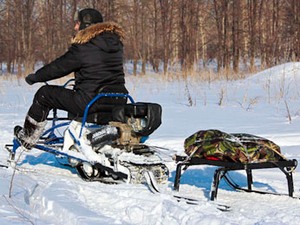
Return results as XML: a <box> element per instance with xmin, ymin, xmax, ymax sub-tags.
<box><xmin>1</xmin><ymin>62</ymin><xmax>300</xmax><ymax>224</ymax></box>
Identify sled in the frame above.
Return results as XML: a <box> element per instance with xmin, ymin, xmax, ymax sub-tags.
<box><xmin>5</xmin><ymin>79</ymin><xmax>169</xmax><ymax>185</ymax></box>
<box><xmin>173</xmin><ymin>155</ymin><xmax>298</xmax><ymax>200</ymax></box>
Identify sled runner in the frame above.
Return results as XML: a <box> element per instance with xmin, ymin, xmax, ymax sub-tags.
<box><xmin>5</xmin><ymin>79</ymin><xmax>169</xmax><ymax>186</ymax></box>
<box><xmin>173</xmin><ymin>129</ymin><xmax>298</xmax><ymax>200</ymax></box>
<box><xmin>174</xmin><ymin>156</ymin><xmax>297</xmax><ymax>200</ymax></box>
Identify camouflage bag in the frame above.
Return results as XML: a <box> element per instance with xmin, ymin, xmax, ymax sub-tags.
<box><xmin>231</xmin><ymin>133</ymin><xmax>283</xmax><ymax>162</ymax></box>
<box><xmin>184</xmin><ymin>129</ymin><xmax>249</xmax><ymax>163</ymax></box>
<box><xmin>184</xmin><ymin>129</ymin><xmax>284</xmax><ymax>163</ymax></box>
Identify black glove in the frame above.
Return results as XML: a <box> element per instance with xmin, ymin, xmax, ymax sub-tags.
<box><xmin>25</xmin><ymin>73</ymin><xmax>37</xmax><ymax>85</ymax></box>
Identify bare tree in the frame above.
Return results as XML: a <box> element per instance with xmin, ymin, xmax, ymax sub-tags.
<box><xmin>0</xmin><ymin>0</ymin><xmax>299</xmax><ymax>77</ymax></box>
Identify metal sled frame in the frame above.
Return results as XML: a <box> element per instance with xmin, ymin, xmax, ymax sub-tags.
<box><xmin>7</xmin><ymin>79</ymin><xmax>135</xmax><ymax>164</ymax></box>
<box><xmin>174</xmin><ymin>155</ymin><xmax>298</xmax><ymax>200</ymax></box>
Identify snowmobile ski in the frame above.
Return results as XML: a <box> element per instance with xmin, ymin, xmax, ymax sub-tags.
<box><xmin>173</xmin><ymin>195</ymin><xmax>231</xmax><ymax>211</ymax></box>
<box><xmin>143</xmin><ymin>168</ymin><xmax>231</xmax><ymax>211</ymax></box>
<box><xmin>144</xmin><ymin>170</ymin><xmax>160</xmax><ymax>193</ymax></box>
<box><xmin>0</xmin><ymin>163</ymin><xmax>8</xmax><ymax>168</ymax></box>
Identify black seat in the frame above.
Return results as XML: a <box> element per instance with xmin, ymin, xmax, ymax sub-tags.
<box><xmin>69</xmin><ymin>95</ymin><xmax>127</xmax><ymax>125</ymax></box>
<box><xmin>69</xmin><ymin>84</ymin><xmax>128</xmax><ymax>125</ymax></box>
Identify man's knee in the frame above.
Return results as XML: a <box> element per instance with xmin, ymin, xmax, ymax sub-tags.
<box><xmin>34</xmin><ymin>85</ymin><xmax>50</xmax><ymax>98</ymax></box>
<box><xmin>33</xmin><ymin>85</ymin><xmax>58</xmax><ymax>104</ymax></box>
<box><xmin>32</xmin><ymin>85</ymin><xmax>56</xmax><ymax>113</ymax></box>
<box><xmin>28</xmin><ymin>86</ymin><xmax>53</xmax><ymax>122</ymax></box>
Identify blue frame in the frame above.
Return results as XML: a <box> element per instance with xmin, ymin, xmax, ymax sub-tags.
<box><xmin>80</xmin><ymin>93</ymin><xmax>135</xmax><ymax>137</ymax></box>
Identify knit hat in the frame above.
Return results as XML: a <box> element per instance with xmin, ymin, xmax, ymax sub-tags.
<box><xmin>74</xmin><ymin>8</ymin><xmax>103</xmax><ymax>30</ymax></box>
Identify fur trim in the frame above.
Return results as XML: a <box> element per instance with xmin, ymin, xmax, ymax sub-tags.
<box><xmin>72</xmin><ymin>22</ymin><xmax>125</xmax><ymax>44</ymax></box>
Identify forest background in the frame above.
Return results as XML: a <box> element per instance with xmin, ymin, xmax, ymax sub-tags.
<box><xmin>0</xmin><ymin>0</ymin><xmax>299</xmax><ymax>78</ymax></box>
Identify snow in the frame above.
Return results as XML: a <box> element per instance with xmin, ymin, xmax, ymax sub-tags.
<box><xmin>1</xmin><ymin>62</ymin><xmax>300</xmax><ymax>224</ymax></box>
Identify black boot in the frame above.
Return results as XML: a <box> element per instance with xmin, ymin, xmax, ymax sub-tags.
<box><xmin>14</xmin><ymin>116</ymin><xmax>47</xmax><ymax>150</ymax></box>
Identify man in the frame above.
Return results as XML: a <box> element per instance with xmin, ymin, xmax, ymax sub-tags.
<box><xmin>15</xmin><ymin>8</ymin><xmax>128</xmax><ymax>150</ymax></box>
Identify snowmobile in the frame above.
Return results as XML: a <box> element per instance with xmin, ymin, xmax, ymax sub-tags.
<box><xmin>3</xmin><ymin>80</ymin><xmax>233</xmax><ymax>211</ymax></box>
<box><xmin>5</xmin><ymin>79</ymin><xmax>169</xmax><ymax>185</ymax></box>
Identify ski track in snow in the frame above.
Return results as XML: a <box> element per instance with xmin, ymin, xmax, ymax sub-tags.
<box><xmin>1</xmin><ymin>63</ymin><xmax>300</xmax><ymax>224</ymax></box>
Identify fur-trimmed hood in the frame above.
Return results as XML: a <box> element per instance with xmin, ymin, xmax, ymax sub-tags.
<box><xmin>71</xmin><ymin>22</ymin><xmax>125</xmax><ymax>44</ymax></box>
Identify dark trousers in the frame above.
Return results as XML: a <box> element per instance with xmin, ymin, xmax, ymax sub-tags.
<box><xmin>27</xmin><ymin>85</ymin><xmax>128</xmax><ymax>123</ymax></box>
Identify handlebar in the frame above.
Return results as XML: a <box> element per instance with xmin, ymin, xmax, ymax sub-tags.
<box><xmin>45</xmin><ymin>78</ymin><xmax>75</xmax><ymax>88</ymax></box>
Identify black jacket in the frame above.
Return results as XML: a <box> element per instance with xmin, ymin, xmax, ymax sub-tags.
<box><xmin>32</xmin><ymin>22</ymin><xmax>127</xmax><ymax>98</ymax></box>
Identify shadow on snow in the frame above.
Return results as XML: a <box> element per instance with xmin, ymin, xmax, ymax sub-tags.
<box><xmin>168</xmin><ymin>166</ymin><xmax>277</xmax><ymax>199</ymax></box>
